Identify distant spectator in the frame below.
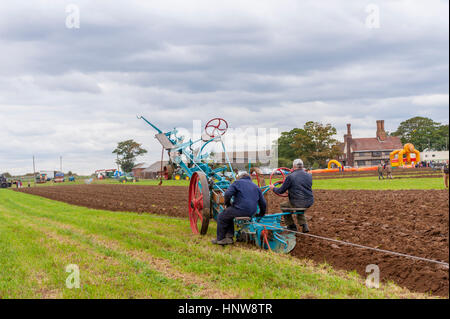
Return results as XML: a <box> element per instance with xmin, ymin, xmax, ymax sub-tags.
<box><xmin>442</xmin><ymin>160</ymin><xmax>449</xmax><ymax>189</ymax></box>
<box><xmin>385</xmin><ymin>161</ymin><xmax>393</xmax><ymax>179</ymax></box>
<box><xmin>377</xmin><ymin>162</ymin><xmax>384</xmax><ymax>180</ymax></box>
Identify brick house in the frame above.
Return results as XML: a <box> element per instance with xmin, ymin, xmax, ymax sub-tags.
<box><xmin>337</xmin><ymin>120</ymin><xmax>403</xmax><ymax>167</ymax></box>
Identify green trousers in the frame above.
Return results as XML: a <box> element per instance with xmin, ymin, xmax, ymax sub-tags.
<box><xmin>280</xmin><ymin>200</ymin><xmax>307</xmax><ymax>226</ymax></box>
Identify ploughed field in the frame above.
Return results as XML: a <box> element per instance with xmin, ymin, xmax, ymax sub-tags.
<box><xmin>17</xmin><ymin>185</ymin><xmax>449</xmax><ymax>297</ymax></box>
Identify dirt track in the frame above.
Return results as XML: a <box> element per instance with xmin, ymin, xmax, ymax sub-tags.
<box><xmin>17</xmin><ymin>185</ymin><xmax>449</xmax><ymax>296</ymax></box>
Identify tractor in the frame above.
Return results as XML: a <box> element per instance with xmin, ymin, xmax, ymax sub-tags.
<box><xmin>173</xmin><ymin>167</ymin><xmax>190</xmax><ymax>181</ymax></box>
<box><xmin>0</xmin><ymin>174</ymin><xmax>12</xmax><ymax>188</ymax></box>
<box><xmin>118</xmin><ymin>173</ymin><xmax>137</xmax><ymax>183</ymax></box>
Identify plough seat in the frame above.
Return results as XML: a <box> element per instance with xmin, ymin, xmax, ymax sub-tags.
<box><xmin>234</xmin><ymin>216</ymin><xmax>252</xmax><ymax>221</ymax></box>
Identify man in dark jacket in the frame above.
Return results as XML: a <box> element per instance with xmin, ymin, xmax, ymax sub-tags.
<box><xmin>212</xmin><ymin>172</ymin><xmax>267</xmax><ymax>245</ymax></box>
<box><xmin>270</xmin><ymin>159</ymin><xmax>314</xmax><ymax>233</ymax></box>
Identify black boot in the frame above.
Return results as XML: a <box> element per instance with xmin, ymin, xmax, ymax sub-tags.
<box><xmin>286</xmin><ymin>224</ymin><xmax>297</xmax><ymax>232</ymax></box>
<box><xmin>302</xmin><ymin>223</ymin><xmax>309</xmax><ymax>233</ymax></box>
<box><xmin>211</xmin><ymin>238</ymin><xmax>234</xmax><ymax>245</ymax></box>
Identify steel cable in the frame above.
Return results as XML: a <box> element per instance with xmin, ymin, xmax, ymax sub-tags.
<box><xmin>253</xmin><ymin>222</ymin><xmax>449</xmax><ymax>268</ymax></box>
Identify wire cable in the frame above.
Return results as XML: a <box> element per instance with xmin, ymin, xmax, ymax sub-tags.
<box><xmin>253</xmin><ymin>222</ymin><xmax>449</xmax><ymax>268</ymax></box>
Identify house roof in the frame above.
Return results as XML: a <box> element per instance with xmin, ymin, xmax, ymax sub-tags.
<box><xmin>351</xmin><ymin>136</ymin><xmax>402</xmax><ymax>152</ymax></box>
<box><xmin>132</xmin><ymin>163</ymin><xmax>148</xmax><ymax>169</ymax></box>
<box><xmin>143</xmin><ymin>161</ymin><xmax>170</xmax><ymax>173</ymax></box>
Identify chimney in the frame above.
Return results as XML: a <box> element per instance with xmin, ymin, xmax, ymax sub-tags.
<box><xmin>376</xmin><ymin>120</ymin><xmax>387</xmax><ymax>141</ymax></box>
<box><xmin>344</xmin><ymin>123</ymin><xmax>353</xmax><ymax>166</ymax></box>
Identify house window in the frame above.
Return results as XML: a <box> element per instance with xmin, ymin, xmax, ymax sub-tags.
<box><xmin>356</xmin><ymin>160</ymin><xmax>366</xmax><ymax>166</ymax></box>
<box><xmin>356</xmin><ymin>152</ymin><xmax>370</xmax><ymax>157</ymax></box>
<box><xmin>372</xmin><ymin>151</ymin><xmax>382</xmax><ymax>157</ymax></box>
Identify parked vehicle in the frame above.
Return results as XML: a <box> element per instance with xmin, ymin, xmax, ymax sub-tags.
<box><xmin>173</xmin><ymin>168</ymin><xmax>190</xmax><ymax>181</ymax></box>
<box><xmin>35</xmin><ymin>173</ymin><xmax>48</xmax><ymax>184</ymax></box>
<box><xmin>118</xmin><ymin>173</ymin><xmax>137</xmax><ymax>183</ymax></box>
<box><xmin>0</xmin><ymin>174</ymin><xmax>12</xmax><ymax>188</ymax></box>
<box><xmin>53</xmin><ymin>171</ymin><xmax>65</xmax><ymax>183</ymax></box>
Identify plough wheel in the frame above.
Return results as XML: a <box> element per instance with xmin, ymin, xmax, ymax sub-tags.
<box><xmin>188</xmin><ymin>172</ymin><xmax>210</xmax><ymax>235</ymax></box>
<box><xmin>250</xmin><ymin>167</ymin><xmax>266</xmax><ymax>188</ymax></box>
<box><xmin>250</xmin><ymin>167</ymin><xmax>269</xmax><ymax>212</ymax></box>
<box><xmin>269</xmin><ymin>167</ymin><xmax>292</xmax><ymax>197</ymax></box>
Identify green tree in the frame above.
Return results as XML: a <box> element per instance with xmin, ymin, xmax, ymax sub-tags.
<box><xmin>432</xmin><ymin>124</ymin><xmax>449</xmax><ymax>151</ymax></box>
<box><xmin>391</xmin><ymin>117</ymin><xmax>447</xmax><ymax>151</ymax></box>
<box><xmin>277</xmin><ymin>122</ymin><xmax>342</xmax><ymax>168</ymax></box>
<box><xmin>113</xmin><ymin>140</ymin><xmax>148</xmax><ymax>173</ymax></box>
<box><xmin>277</xmin><ymin>128</ymin><xmax>305</xmax><ymax>167</ymax></box>
<box><xmin>296</xmin><ymin>121</ymin><xmax>342</xmax><ymax>167</ymax></box>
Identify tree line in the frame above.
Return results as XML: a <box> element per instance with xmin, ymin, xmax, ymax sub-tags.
<box><xmin>390</xmin><ymin>116</ymin><xmax>449</xmax><ymax>152</ymax></box>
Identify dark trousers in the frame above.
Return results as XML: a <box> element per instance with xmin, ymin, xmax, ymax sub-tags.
<box><xmin>280</xmin><ymin>200</ymin><xmax>309</xmax><ymax>226</ymax></box>
<box><xmin>217</xmin><ymin>206</ymin><xmax>253</xmax><ymax>241</ymax></box>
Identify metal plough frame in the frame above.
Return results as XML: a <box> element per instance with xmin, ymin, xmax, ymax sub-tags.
<box><xmin>139</xmin><ymin>115</ymin><xmax>300</xmax><ymax>253</ymax></box>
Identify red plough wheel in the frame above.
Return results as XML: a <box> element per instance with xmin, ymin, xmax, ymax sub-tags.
<box><xmin>204</xmin><ymin>118</ymin><xmax>228</xmax><ymax>138</ymax></box>
<box><xmin>250</xmin><ymin>167</ymin><xmax>266</xmax><ymax>188</ymax></box>
<box><xmin>269</xmin><ymin>167</ymin><xmax>292</xmax><ymax>197</ymax></box>
<box><xmin>251</xmin><ymin>167</ymin><xmax>269</xmax><ymax>212</ymax></box>
<box><xmin>188</xmin><ymin>172</ymin><xmax>210</xmax><ymax>235</ymax></box>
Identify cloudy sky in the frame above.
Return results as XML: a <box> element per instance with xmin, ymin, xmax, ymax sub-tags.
<box><xmin>0</xmin><ymin>0</ymin><xmax>448</xmax><ymax>175</ymax></box>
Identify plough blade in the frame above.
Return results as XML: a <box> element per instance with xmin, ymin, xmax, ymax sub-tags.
<box><xmin>255</xmin><ymin>229</ymin><xmax>297</xmax><ymax>254</ymax></box>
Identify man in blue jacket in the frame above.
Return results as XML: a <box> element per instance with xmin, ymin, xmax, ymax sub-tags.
<box><xmin>270</xmin><ymin>159</ymin><xmax>314</xmax><ymax>233</ymax></box>
<box><xmin>212</xmin><ymin>172</ymin><xmax>267</xmax><ymax>245</ymax></box>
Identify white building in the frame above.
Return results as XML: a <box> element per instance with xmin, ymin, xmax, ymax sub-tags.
<box><xmin>212</xmin><ymin>150</ymin><xmax>273</xmax><ymax>169</ymax></box>
<box><xmin>420</xmin><ymin>151</ymin><xmax>449</xmax><ymax>163</ymax></box>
